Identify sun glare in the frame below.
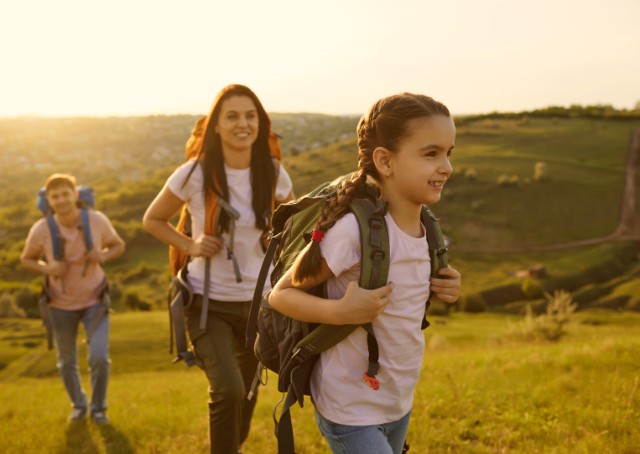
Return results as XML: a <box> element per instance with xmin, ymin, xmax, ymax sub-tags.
<box><xmin>1</xmin><ymin>0</ymin><xmax>639</xmax><ymax>117</ymax></box>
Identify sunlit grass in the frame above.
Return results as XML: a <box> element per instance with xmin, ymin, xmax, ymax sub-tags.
<box><xmin>1</xmin><ymin>311</ymin><xmax>638</xmax><ymax>453</ymax></box>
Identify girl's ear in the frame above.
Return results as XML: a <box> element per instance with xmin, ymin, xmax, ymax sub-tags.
<box><xmin>373</xmin><ymin>146</ymin><xmax>393</xmax><ymax>177</ymax></box>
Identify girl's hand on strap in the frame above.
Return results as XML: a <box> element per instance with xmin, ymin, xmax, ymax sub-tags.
<box><xmin>338</xmin><ymin>281</ymin><xmax>394</xmax><ymax>324</ymax></box>
<box><xmin>188</xmin><ymin>234</ymin><xmax>223</xmax><ymax>258</ymax></box>
<box><xmin>429</xmin><ymin>266</ymin><xmax>461</xmax><ymax>304</ymax></box>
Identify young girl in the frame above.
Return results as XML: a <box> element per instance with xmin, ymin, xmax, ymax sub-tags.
<box><xmin>269</xmin><ymin>93</ymin><xmax>461</xmax><ymax>454</ymax></box>
<box><xmin>143</xmin><ymin>84</ymin><xmax>294</xmax><ymax>454</ymax></box>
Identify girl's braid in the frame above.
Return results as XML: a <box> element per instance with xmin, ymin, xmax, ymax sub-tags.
<box><xmin>291</xmin><ymin>170</ymin><xmax>368</xmax><ymax>284</ymax></box>
<box><xmin>316</xmin><ymin>170</ymin><xmax>368</xmax><ymax>232</ymax></box>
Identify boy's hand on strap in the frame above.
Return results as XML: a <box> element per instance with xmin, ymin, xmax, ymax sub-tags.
<box><xmin>188</xmin><ymin>234</ymin><xmax>223</xmax><ymax>258</ymax></box>
<box><xmin>85</xmin><ymin>249</ymin><xmax>104</xmax><ymax>265</ymax></box>
<box><xmin>429</xmin><ymin>266</ymin><xmax>461</xmax><ymax>304</ymax></box>
<box><xmin>339</xmin><ymin>281</ymin><xmax>394</xmax><ymax>324</ymax></box>
<box><xmin>47</xmin><ymin>260</ymin><xmax>68</xmax><ymax>277</ymax></box>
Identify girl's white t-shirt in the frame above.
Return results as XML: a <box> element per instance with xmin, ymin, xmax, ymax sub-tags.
<box><xmin>311</xmin><ymin>211</ymin><xmax>431</xmax><ymax>425</ymax></box>
<box><xmin>167</xmin><ymin>159</ymin><xmax>293</xmax><ymax>301</ymax></box>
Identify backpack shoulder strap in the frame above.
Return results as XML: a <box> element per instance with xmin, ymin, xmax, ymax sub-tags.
<box><xmin>349</xmin><ymin>196</ymin><xmax>390</xmax><ymax>290</ymax></box>
<box><xmin>80</xmin><ymin>207</ymin><xmax>93</xmax><ymax>252</ymax></box>
<box><xmin>420</xmin><ymin>205</ymin><xmax>449</xmax><ymax>329</ymax></box>
<box><xmin>421</xmin><ymin>205</ymin><xmax>448</xmax><ymax>277</ymax></box>
<box><xmin>45</xmin><ymin>215</ymin><xmax>63</xmax><ymax>261</ymax></box>
<box><xmin>350</xmin><ymin>195</ymin><xmax>390</xmax><ymax>388</ymax></box>
<box><xmin>245</xmin><ymin>231</ymin><xmax>283</xmax><ymax>348</ymax></box>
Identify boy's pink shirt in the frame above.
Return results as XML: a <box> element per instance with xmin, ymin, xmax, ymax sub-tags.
<box><xmin>24</xmin><ymin>210</ymin><xmax>118</xmax><ymax>311</ymax></box>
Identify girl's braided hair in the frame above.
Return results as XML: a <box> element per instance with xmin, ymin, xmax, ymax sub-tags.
<box><xmin>292</xmin><ymin>92</ymin><xmax>450</xmax><ymax>283</ymax></box>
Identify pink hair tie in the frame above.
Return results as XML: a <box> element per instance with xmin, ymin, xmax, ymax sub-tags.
<box><xmin>311</xmin><ymin>229</ymin><xmax>325</xmax><ymax>243</ymax></box>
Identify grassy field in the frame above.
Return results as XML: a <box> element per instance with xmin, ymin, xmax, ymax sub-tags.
<box><xmin>1</xmin><ymin>310</ymin><xmax>639</xmax><ymax>453</ymax></box>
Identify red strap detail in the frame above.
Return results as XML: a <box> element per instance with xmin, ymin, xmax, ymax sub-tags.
<box><xmin>311</xmin><ymin>229</ymin><xmax>325</xmax><ymax>243</ymax></box>
<box><xmin>362</xmin><ymin>372</ymin><xmax>380</xmax><ymax>391</ymax></box>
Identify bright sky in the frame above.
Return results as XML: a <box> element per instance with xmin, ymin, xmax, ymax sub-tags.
<box><xmin>1</xmin><ymin>0</ymin><xmax>639</xmax><ymax>117</ymax></box>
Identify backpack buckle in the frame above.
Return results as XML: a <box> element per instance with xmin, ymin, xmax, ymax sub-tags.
<box><xmin>370</xmin><ymin>250</ymin><xmax>385</xmax><ymax>262</ymax></box>
<box><xmin>436</xmin><ymin>247</ymin><xmax>448</xmax><ymax>256</ymax></box>
<box><xmin>369</xmin><ymin>217</ymin><xmax>383</xmax><ymax>229</ymax></box>
<box><xmin>291</xmin><ymin>344</ymin><xmax>315</xmax><ymax>364</ymax></box>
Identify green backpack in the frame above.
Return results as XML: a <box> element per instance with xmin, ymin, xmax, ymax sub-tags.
<box><xmin>245</xmin><ymin>174</ymin><xmax>449</xmax><ymax>454</ymax></box>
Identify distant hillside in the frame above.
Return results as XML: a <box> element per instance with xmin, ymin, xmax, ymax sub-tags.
<box><xmin>0</xmin><ymin>109</ymin><xmax>639</xmax><ymax>313</ymax></box>
<box><xmin>286</xmin><ymin>116</ymin><xmax>640</xmax><ymax>247</ymax></box>
<box><xmin>0</xmin><ymin>113</ymin><xmax>358</xmax><ymax>189</ymax></box>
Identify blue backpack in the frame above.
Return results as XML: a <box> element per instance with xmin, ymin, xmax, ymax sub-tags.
<box><xmin>36</xmin><ymin>185</ymin><xmax>108</xmax><ymax>350</ymax></box>
<box><xmin>36</xmin><ymin>185</ymin><xmax>95</xmax><ymax>259</ymax></box>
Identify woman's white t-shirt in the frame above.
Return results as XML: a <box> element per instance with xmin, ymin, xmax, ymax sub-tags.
<box><xmin>311</xmin><ymin>211</ymin><xmax>431</xmax><ymax>425</ymax></box>
<box><xmin>166</xmin><ymin>159</ymin><xmax>293</xmax><ymax>301</ymax></box>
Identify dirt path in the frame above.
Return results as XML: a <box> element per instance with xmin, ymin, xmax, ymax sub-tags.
<box><xmin>452</xmin><ymin>233</ymin><xmax>640</xmax><ymax>254</ymax></box>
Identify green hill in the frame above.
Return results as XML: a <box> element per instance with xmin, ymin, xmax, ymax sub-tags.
<box><xmin>0</xmin><ymin>112</ymin><xmax>639</xmax><ymax>314</ymax></box>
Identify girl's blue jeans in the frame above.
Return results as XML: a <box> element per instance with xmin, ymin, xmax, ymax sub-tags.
<box><xmin>49</xmin><ymin>304</ymin><xmax>110</xmax><ymax>416</ymax></box>
<box><xmin>315</xmin><ymin>408</ymin><xmax>411</xmax><ymax>454</ymax></box>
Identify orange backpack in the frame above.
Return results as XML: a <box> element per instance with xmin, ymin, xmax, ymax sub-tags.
<box><xmin>169</xmin><ymin>116</ymin><xmax>282</xmax><ymax>276</ymax></box>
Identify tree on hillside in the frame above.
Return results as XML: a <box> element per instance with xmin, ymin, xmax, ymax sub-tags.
<box><xmin>615</xmin><ymin>129</ymin><xmax>640</xmax><ymax>237</ymax></box>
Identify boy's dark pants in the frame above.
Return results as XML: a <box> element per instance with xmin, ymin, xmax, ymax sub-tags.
<box><xmin>186</xmin><ymin>297</ymin><xmax>258</xmax><ymax>454</ymax></box>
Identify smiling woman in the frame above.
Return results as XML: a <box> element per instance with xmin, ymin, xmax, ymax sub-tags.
<box><xmin>142</xmin><ymin>84</ymin><xmax>294</xmax><ymax>453</ymax></box>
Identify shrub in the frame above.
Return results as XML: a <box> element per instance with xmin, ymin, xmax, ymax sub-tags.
<box><xmin>533</xmin><ymin>162</ymin><xmax>547</xmax><ymax>182</ymax></box>
<box><xmin>513</xmin><ymin>290</ymin><xmax>577</xmax><ymax>341</ymax></box>
<box><xmin>0</xmin><ymin>293</ymin><xmax>26</xmax><ymax>318</ymax></box>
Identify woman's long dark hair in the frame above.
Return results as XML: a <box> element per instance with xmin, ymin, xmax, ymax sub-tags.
<box><xmin>185</xmin><ymin>84</ymin><xmax>276</xmax><ymax>233</ymax></box>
